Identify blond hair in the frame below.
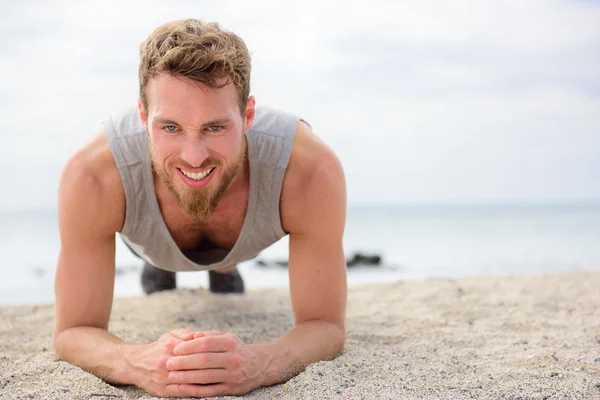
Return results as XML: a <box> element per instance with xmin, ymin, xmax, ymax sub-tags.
<box><xmin>139</xmin><ymin>19</ymin><xmax>251</xmax><ymax>113</ymax></box>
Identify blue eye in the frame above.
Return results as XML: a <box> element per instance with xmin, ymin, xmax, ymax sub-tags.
<box><xmin>208</xmin><ymin>126</ymin><xmax>223</xmax><ymax>133</ymax></box>
<box><xmin>163</xmin><ymin>125</ymin><xmax>177</xmax><ymax>133</ymax></box>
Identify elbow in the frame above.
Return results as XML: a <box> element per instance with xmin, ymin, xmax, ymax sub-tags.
<box><xmin>336</xmin><ymin>324</ymin><xmax>346</xmax><ymax>354</ymax></box>
<box><xmin>53</xmin><ymin>325</ymin><xmax>78</xmax><ymax>360</ymax></box>
<box><xmin>326</xmin><ymin>319</ymin><xmax>346</xmax><ymax>356</ymax></box>
<box><xmin>53</xmin><ymin>329</ymin><xmax>67</xmax><ymax>360</ymax></box>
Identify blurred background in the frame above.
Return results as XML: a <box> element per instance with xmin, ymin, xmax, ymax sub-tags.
<box><xmin>1</xmin><ymin>0</ymin><xmax>599</xmax><ymax>305</ymax></box>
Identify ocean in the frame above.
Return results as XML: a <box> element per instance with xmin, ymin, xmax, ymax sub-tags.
<box><xmin>1</xmin><ymin>203</ymin><xmax>599</xmax><ymax>306</ymax></box>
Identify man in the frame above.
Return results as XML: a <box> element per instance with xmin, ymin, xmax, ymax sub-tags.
<box><xmin>53</xmin><ymin>19</ymin><xmax>347</xmax><ymax>398</ymax></box>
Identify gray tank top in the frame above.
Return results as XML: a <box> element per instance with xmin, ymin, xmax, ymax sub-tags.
<box><xmin>104</xmin><ymin>106</ymin><xmax>299</xmax><ymax>272</ymax></box>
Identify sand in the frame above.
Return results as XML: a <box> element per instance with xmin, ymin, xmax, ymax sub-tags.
<box><xmin>1</xmin><ymin>271</ymin><xmax>599</xmax><ymax>399</ymax></box>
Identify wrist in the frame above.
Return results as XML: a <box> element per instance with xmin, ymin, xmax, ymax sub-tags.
<box><xmin>120</xmin><ymin>343</ymin><xmax>141</xmax><ymax>386</ymax></box>
<box><xmin>250</xmin><ymin>342</ymin><xmax>283</xmax><ymax>387</ymax></box>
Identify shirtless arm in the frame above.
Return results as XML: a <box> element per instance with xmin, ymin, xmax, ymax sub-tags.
<box><xmin>251</xmin><ymin>132</ymin><xmax>348</xmax><ymax>385</ymax></box>
<box><xmin>53</xmin><ymin>132</ymin><xmax>195</xmax><ymax>397</ymax></box>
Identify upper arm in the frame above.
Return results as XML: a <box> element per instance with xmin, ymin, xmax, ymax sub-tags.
<box><xmin>282</xmin><ymin>122</ymin><xmax>347</xmax><ymax>328</ymax></box>
<box><xmin>54</xmin><ymin>131</ymin><xmax>125</xmax><ymax>337</ymax></box>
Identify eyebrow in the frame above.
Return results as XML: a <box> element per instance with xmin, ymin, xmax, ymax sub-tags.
<box><xmin>154</xmin><ymin>117</ymin><xmax>231</xmax><ymax>127</ymax></box>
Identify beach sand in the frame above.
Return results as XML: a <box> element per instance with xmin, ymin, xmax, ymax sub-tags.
<box><xmin>1</xmin><ymin>271</ymin><xmax>599</xmax><ymax>399</ymax></box>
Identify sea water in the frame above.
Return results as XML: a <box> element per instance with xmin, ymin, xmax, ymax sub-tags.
<box><xmin>1</xmin><ymin>203</ymin><xmax>599</xmax><ymax>306</ymax></box>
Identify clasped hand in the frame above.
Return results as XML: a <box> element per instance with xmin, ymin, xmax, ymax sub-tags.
<box><xmin>130</xmin><ymin>329</ymin><xmax>266</xmax><ymax>398</ymax></box>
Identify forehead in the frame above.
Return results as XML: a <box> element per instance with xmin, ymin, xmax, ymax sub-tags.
<box><xmin>145</xmin><ymin>73</ymin><xmax>239</xmax><ymax>120</ymax></box>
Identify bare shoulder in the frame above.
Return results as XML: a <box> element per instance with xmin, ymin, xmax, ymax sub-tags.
<box><xmin>58</xmin><ymin>127</ymin><xmax>125</xmax><ymax>238</ymax></box>
<box><xmin>280</xmin><ymin>121</ymin><xmax>347</xmax><ymax>235</ymax></box>
<box><xmin>54</xmin><ymin>128</ymin><xmax>126</xmax><ymax>334</ymax></box>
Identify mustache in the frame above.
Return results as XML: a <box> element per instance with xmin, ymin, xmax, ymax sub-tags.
<box><xmin>169</xmin><ymin>157</ymin><xmax>222</xmax><ymax>170</ymax></box>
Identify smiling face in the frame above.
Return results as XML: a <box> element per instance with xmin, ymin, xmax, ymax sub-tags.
<box><xmin>139</xmin><ymin>72</ymin><xmax>255</xmax><ymax>221</ymax></box>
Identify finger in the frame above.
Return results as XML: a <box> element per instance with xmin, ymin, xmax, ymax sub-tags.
<box><xmin>193</xmin><ymin>330</ymin><xmax>223</xmax><ymax>339</ymax></box>
<box><xmin>167</xmin><ymin>351</ymin><xmax>234</xmax><ymax>370</ymax></box>
<box><xmin>168</xmin><ymin>368</ymin><xmax>229</xmax><ymax>384</ymax></box>
<box><xmin>163</xmin><ymin>382</ymin><xmax>187</xmax><ymax>398</ymax></box>
<box><xmin>169</xmin><ymin>383</ymin><xmax>230</xmax><ymax>398</ymax></box>
<box><xmin>181</xmin><ymin>331</ymin><xmax>196</xmax><ymax>341</ymax></box>
<box><xmin>169</xmin><ymin>329</ymin><xmax>194</xmax><ymax>340</ymax></box>
<box><xmin>173</xmin><ymin>335</ymin><xmax>234</xmax><ymax>356</ymax></box>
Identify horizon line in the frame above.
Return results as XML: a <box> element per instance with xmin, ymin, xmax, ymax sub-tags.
<box><xmin>2</xmin><ymin>198</ymin><xmax>600</xmax><ymax>214</ymax></box>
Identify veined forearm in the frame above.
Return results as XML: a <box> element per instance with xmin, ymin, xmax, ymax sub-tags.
<box><xmin>250</xmin><ymin>319</ymin><xmax>345</xmax><ymax>387</ymax></box>
<box><xmin>53</xmin><ymin>326</ymin><xmax>137</xmax><ymax>385</ymax></box>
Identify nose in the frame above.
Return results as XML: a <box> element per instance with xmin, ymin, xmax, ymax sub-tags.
<box><xmin>180</xmin><ymin>136</ymin><xmax>210</xmax><ymax>168</ymax></box>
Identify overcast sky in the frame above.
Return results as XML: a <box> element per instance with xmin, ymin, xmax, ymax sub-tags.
<box><xmin>1</xmin><ymin>0</ymin><xmax>599</xmax><ymax>210</ymax></box>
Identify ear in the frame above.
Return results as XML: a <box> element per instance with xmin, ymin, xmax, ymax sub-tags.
<box><xmin>138</xmin><ymin>99</ymin><xmax>148</xmax><ymax>127</ymax></box>
<box><xmin>243</xmin><ymin>96</ymin><xmax>256</xmax><ymax>133</ymax></box>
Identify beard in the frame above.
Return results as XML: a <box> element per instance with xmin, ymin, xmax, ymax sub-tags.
<box><xmin>151</xmin><ymin>139</ymin><xmax>247</xmax><ymax>222</ymax></box>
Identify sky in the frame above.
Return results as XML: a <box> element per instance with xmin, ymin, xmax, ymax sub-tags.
<box><xmin>0</xmin><ymin>0</ymin><xmax>599</xmax><ymax>210</ymax></box>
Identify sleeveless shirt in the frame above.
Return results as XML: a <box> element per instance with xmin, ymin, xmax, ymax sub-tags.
<box><xmin>104</xmin><ymin>106</ymin><xmax>298</xmax><ymax>272</ymax></box>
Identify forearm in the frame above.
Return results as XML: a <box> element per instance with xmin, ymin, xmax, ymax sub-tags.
<box><xmin>250</xmin><ymin>319</ymin><xmax>345</xmax><ymax>387</ymax></box>
<box><xmin>54</xmin><ymin>326</ymin><xmax>138</xmax><ymax>385</ymax></box>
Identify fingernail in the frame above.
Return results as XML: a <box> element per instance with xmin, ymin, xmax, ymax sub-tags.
<box><xmin>169</xmin><ymin>371</ymin><xmax>178</xmax><ymax>382</ymax></box>
<box><xmin>166</xmin><ymin>359</ymin><xmax>174</xmax><ymax>369</ymax></box>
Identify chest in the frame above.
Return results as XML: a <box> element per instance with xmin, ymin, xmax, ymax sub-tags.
<box><xmin>158</xmin><ymin>194</ymin><xmax>249</xmax><ymax>253</ymax></box>
<box><xmin>163</xmin><ymin>206</ymin><xmax>247</xmax><ymax>252</ymax></box>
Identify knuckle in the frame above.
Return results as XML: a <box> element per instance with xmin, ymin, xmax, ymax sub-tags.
<box><xmin>156</xmin><ymin>356</ymin><xmax>170</xmax><ymax>369</ymax></box>
<box><xmin>166</xmin><ymin>384</ymin><xmax>180</xmax><ymax>397</ymax></box>
<box><xmin>224</xmin><ymin>333</ymin><xmax>239</xmax><ymax>346</ymax></box>
<box><xmin>229</xmin><ymin>353</ymin><xmax>241</xmax><ymax>368</ymax></box>
<box><xmin>150</xmin><ymin>370</ymin><xmax>161</xmax><ymax>382</ymax></box>
<box><xmin>152</xmin><ymin>370</ymin><xmax>169</xmax><ymax>386</ymax></box>
<box><xmin>162</xmin><ymin>339</ymin><xmax>176</xmax><ymax>351</ymax></box>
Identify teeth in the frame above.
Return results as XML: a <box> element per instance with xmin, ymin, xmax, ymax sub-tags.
<box><xmin>181</xmin><ymin>167</ymin><xmax>213</xmax><ymax>181</ymax></box>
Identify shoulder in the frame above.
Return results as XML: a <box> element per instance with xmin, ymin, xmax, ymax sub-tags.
<box><xmin>280</xmin><ymin>121</ymin><xmax>347</xmax><ymax>236</ymax></box>
<box><xmin>58</xmin><ymin>127</ymin><xmax>126</xmax><ymax>237</ymax></box>
<box><xmin>250</xmin><ymin>106</ymin><xmax>298</xmax><ymax>135</ymax></box>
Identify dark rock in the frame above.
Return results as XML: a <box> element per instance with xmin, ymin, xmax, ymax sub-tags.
<box><xmin>255</xmin><ymin>251</ymin><xmax>385</xmax><ymax>268</ymax></box>
<box><xmin>550</xmin><ymin>372</ymin><xmax>559</xmax><ymax>378</ymax></box>
<box><xmin>347</xmin><ymin>252</ymin><xmax>382</xmax><ymax>267</ymax></box>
